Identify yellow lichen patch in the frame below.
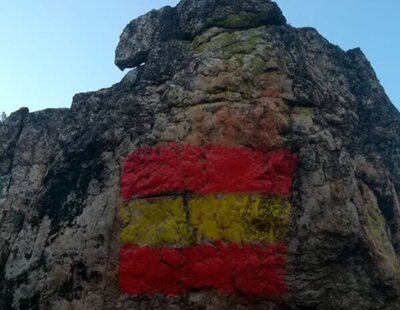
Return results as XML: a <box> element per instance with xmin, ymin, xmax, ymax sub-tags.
<box><xmin>120</xmin><ymin>197</ymin><xmax>191</xmax><ymax>246</ymax></box>
<box><xmin>189</xmin><ymin>194</ymin><xmax>291</xmax><ymax>244</ymax></box>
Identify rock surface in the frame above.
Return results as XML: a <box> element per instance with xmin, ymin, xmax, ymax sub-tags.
<box><xmin>1</xmin><ymin>0</ymin><xmax>400</xmax><ymax>309</ymax></box>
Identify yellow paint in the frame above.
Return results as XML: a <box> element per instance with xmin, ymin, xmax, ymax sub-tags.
<box><xmin>119</xmin><ymin>197</ymin><xmax>191</xmax><ymax>246</ymax></box>
<box><xmin>120</xmin><ymin>194</ymin><xmax>292</xmax><ymax>246</ymax></box>
<box><xmin>189</xmin><ymin>194</ymin><xmax>291</xmax><ymax>243</ymax></box>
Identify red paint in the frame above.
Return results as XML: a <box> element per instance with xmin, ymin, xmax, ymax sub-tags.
<box><xmin>119</xmin><ymin>242</ymin><xmax>288</xmax><ymax>297</ymax></box>
<box><xmin>121</xmin><ymin>143</ymin><xmax>297</xmax><ymax>199</ymax></box>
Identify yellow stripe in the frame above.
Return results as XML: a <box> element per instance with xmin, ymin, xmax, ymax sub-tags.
<box><xmin>120</xmin><ymin>194</ymin><xmax>291</xmax><ymax>246</ymax></box>
<box><xmin>189</xmin><ymin>195</ymin><xmax>291</xmax><ymax>243</ymax></box>
<box><xmin>120</xmin><ymin>197</ymin><xmax>191</xmax><ymax>246</ymax></box>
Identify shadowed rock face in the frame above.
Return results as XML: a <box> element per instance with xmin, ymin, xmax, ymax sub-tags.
<box><xmin>1</xmin><ymin>0</ymin><xmax>400</xmax><ymax>309</ymax></box>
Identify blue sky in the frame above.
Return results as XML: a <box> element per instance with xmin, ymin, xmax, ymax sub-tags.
<box><xmin>0</xmin><ymin>0</ymin><xmax>399</xmax><ymax>115</ymax></box>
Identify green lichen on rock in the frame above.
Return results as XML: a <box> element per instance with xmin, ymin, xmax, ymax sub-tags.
<box><xmin>364</xmin><ymin>199</ymin><xmax>391</xmax><ymax>258</ymax></box>
<box><xmin>235</xmin><ymin>54</ymin><xmax>266</xmax><ymax>76</ymax></box>
<box><xmin>360</xmin><ymin>183</ymin><xmax>400</xmax><ymax>281</ymax></box>
<box><xmin>194</xmin><ymin>31</ymin><xmax>239</xmax><ymax>54</ymax></box>
<box><xmin>167</xmin><ymin>87</ymin><xmax>189</xmax><ymax>107</ymax></box>
<box><xmin>191</xmin><ymin>27</ymin><xmax>270</xmax><ymax>101</ymax></box>
<box><xmin>194</xmin><ymin>27</ymin><xmax>264</xmax><ymax>56</ymax></box>
<box><xmin>215</xmin><ymin>12</ymin><xmax>270</xmax><ymax>29</ymax></box>
<box><xmin>245</xmin><ymin>27</ymin><xmax>265</xmax><ymax>49</ymax></box>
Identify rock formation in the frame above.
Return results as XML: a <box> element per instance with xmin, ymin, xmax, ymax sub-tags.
<box><xmin>1</xmin><ymin>0</ymin><xmax>400</xmax><ymax>309</ymax></box>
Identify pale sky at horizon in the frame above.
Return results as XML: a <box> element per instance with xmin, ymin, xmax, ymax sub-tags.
<box><xmin>0</xmin><ymin>0</ymin><xmax>399</xmax><ymax>116</ymax></box>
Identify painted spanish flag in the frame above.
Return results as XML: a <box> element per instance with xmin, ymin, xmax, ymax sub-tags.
<box><xmin>118</xmin><ymin>143</ymin><xmax>297</xmax><ymax>298</ymax></box>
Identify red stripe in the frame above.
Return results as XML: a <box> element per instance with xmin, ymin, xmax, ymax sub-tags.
<box><xmin>121</xmin><ymin>143</ymin><xmax>297</xmax><ymax>199</ymax></box>
<box><xmin>119</xmin><ymin>242</ymin><xmax>287</xmax><ymax>297</ymax></box>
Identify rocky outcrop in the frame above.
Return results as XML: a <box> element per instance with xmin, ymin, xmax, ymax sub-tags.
<box><xmin>1</xmin><ymin>0</ymin><xmax>400</xmax><ymax>309</ymax></box>
<box><xmin>115</xmin><ymin>0</ymin><xmax>285</xmax><ymax>69</ymax></box>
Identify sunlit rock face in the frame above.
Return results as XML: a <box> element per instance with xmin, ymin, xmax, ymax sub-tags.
<box><xmin>1</xmin><ymin>0</ymin><xmax>400</xmax><ymax>309</ymax></box>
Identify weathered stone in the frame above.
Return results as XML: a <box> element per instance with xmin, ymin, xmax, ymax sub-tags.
<box><xmin>115</xmin><ymin>0</ymin><xmax>285</xmax><ymax>70</ymax></box>
<box><xmin>115</xmin><ymin>6</ymin><xmax>182</xmax><ymax>69</ymax></box>
<box><xmin>177</xmin><ymin>0</ymin><xmax>286</xmax><ymax>36</ymax></box>
<box><xmin>1</xmin><ymin>0</ymin><xmax>400</xmax><ymax>309</ymax></box>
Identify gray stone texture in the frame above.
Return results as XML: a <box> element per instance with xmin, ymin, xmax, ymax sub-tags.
<box><xmin>1</xmin><ymin>0</ymin><xmax>400</xmax><ymax>309</ymax></box>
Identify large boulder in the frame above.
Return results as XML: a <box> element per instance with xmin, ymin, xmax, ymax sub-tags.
<box><xmin>1</xmin><ymin>0</ymin><xmax>400</xmax><ymax>309</ymax></box>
